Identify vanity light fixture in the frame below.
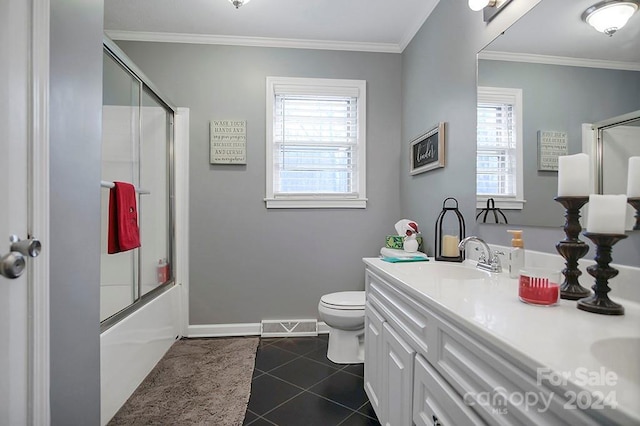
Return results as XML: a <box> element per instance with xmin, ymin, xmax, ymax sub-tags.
<box><xmin>468</xmin><ymin>0</ymin><xmax>513</xmax><ymax>22</ymax></box>
<box><xmin>582</xmin><ymin>0</ymin><xmax>639</xmax><ymax>36</ymax></box>
<box><xmin>229</xmin><ymin>0</ymin><xmax>250</xmax><ymax>9</ymax></box>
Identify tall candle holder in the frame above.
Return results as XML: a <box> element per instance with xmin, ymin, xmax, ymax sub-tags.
<box><xmin>554</xmin><ymin>196</ymin><xmax>591</xmax><ymax>300</ymax></box>
<box><xmin>628</xmin><ymin>197</ymin><xmax>640</xmax><ymax>231</ymax></box>
<box><xmin>578</xmin><ymin>232</ymin><xmax>627</xmax><ymax>315</ymax></box>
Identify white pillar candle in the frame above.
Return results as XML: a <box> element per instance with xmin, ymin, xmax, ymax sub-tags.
<box><xmin>442</xmin><ymin>234</ymin><xmax>460</xmax><ymax>257</ymax></box>
<box><xmin>586</xmin><ymin>194</ymin><xmax>627</xmax><ymax>234</ymax></box>
<box><xmin>558</xmin><ymin>153</ymin><xmax>590</xmax><ymax>196</ymax></box>
<box><xmin>627</xmin><ymin>157</ymin><xmax>640</xmax><ymax>198</ymax></box>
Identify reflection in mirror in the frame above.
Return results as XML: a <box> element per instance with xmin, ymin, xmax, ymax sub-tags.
<box><xmin>475</xmin><ymin>0</ymin><xmax>640</xmax><ymax>228</ymax></box>
<box><xmin>593</xmin><ymin>110</ymin><xmax>640</xmax><ymax>230</ymax></box>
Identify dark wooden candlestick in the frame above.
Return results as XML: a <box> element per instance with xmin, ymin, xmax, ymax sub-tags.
<box><xmin>578</xmin><ymin>232</ymin><xmax>627</xmax><ymax>315</ymax></box>
<box><xmin>628</xmin><ymin>197</ymin><xmax>640</xmax><ymax>231</ymax></box>
<box><xmin>554</xmin><ymin>196</ymin><xmax>591</xmax><ymax>300</ymax></box>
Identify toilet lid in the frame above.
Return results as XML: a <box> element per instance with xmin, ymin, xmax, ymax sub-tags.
<box><xmin>320</xmin><ymin>291</ymin><xmax>365</xmax><ymax>310</ymax></box>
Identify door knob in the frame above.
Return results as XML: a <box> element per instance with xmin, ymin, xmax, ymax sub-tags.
<box><xmin>0</xmin><ymin>251</ymin><xmax>26</xmax><ymax>279</ymax></box>
<box><xmin>10</xmin><ymin>235</ymin><xmax>41</xmax><ymax>257</ymax></box>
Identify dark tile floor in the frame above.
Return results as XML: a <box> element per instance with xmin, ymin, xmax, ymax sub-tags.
<box><xmin>244</xmin><ymin>335</ymin><xmax>381</xmax><ymax>426</ymax></box>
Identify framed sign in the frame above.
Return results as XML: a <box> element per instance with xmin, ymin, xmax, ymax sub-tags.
<box><xmin>210</xmin><ymin>119</ymin><xmax>247</xmax><ymax>164</ymax></box>
<box><xmin>410</xmin><ymin>122</ymin><xmax>446</xmax><ymax>175</ymax></box>
<box><xmin>537</xmin><ymin>130</ymin><xmax>567</xmax><ymax>171</ymax></box>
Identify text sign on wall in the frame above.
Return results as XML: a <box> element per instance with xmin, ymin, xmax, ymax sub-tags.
<box><xmin>537</xmin><ymin>130</ymin><xmax>568</xmax><ymax>171</ymax></box>
<box><xmin>210</xmin><ymin>120</ymin><xmax>246</xmax><ymax>164</ymax></box>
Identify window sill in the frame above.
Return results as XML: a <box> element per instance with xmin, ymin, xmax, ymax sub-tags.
<box><xmin>265</xmin><ymin>197</ymin><xmax>367</xmax><ymax>209</ymax></box>
<box><xmin>476</xmin><ymin>197</ymin><xmax>526</xmax><ymax>210</ymax></box>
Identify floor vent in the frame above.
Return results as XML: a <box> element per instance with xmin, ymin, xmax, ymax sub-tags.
<box><xmin>261</xmin><ymin>319</ymin><xmax>318</xmax><ymax>337</ymax></box>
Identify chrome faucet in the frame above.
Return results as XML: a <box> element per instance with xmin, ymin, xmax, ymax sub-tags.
<box><xmin>458</xmin><ymin>236</ymin><xmax>502</xmax><ymax>273</ymax></box>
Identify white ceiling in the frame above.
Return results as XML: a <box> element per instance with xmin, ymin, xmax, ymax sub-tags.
<box><xmin>103</xmin><ymin>0</ymin><xmax>441</xmax><ymax>53</ymax></box>
<box><xmin>104</xmin><ymin>0</ymin><xmax>640</xmax><ymax>63</ymax></box>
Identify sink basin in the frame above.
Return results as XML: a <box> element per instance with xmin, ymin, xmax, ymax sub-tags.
<box><xmin>388</xmin><ymin>261</ymin><xmax>491</xmax><ymax>281</ymax></box>
<box><xmin>590</xmin><ymin>337</ymin><xmax>640</xmax><ymax>384</ymax></box>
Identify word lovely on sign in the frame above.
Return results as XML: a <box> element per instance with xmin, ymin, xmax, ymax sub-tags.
<box><xmin>210</xmin><ymin>120</ymin><xmax>247</xmax><ymax>164</ymax></box>
<box><xmin>410</xmin><ymin>122</ymin><xmax>446</xmax><ymax>175</ymax></box>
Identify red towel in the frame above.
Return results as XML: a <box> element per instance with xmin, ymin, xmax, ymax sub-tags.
<box><xmin>108</xmin><ymin>181</ymin><xmax>141</xmax><ymax>254</ymax></box>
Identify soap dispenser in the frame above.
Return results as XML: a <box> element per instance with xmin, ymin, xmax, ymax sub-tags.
<box><xmin>507</xmin><ymin>230</ymin><xmax>525</xmax><ymax>279</ymax></box>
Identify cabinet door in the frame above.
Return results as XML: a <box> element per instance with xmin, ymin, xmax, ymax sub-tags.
<box><xmin>413</xmin><ymin>354</ymin><xmax>484</xmax><ymax>426</ymax></box>
<box><xmin>364</xmin><ymin>302</ymin><xmax>385</xmax><ymax>418</ymax></box>
<box><xmin>382</xmin><ymin>322</ymin><xmax>415</xmax><ymax>426</ymax></box>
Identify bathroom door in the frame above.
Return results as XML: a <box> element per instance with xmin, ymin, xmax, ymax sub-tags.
<box><xmin>0</xmin><ymin>0</ymin><xmax>49</xmax><ymax>423</ymax></box>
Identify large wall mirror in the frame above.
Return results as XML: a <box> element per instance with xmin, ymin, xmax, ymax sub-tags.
<box><xmin>476</xmin><ymin>0</ymin><xmax>640</xmax><ymax>228</ymax></box>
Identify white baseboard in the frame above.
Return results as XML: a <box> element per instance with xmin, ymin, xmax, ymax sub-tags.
<box><xmin>317</xmin><ymin>321</ymin><xmax>330</xmax><ymax>334</ymax></box>
<box><xmin>186</xmin><ymin>321</ymin><xmax>330</xmax><ymax>338</ymax></box>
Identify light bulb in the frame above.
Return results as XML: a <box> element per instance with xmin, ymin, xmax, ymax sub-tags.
<box><xmin>468</xmin><ymin>0</ymin><xmax>494</xmax><ymax>12</ymax></box>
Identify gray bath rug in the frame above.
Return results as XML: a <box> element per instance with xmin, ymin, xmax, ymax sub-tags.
<box><xmin>108</xmin><ymin>337</ymin><xmax>259</xmax><ymax>426</ymax></box>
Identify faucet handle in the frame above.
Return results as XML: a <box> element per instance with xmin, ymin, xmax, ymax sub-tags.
<box><xmin>490</xmin><ymin>250</ymin><xmax>504</xmax><ymax>270</ymax></box>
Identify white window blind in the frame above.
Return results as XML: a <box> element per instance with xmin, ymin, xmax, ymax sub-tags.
<box><xmin>266</xmin><ymin>77</ymin><xmax>367</xmax><ymax>209</ymax></box>
<box><xmin>274</xmin><ymin>94</ymin><xmax>358</xmax><ymax>194</ymax></box>
<box><xmin>476</xmin><ymin>87</ymin><xmax>524</xmax><ymax>210</ymax></box>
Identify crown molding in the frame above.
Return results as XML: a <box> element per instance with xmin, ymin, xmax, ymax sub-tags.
<box><xmin>479</xmin><ymin>50</ymin><xmax>640</xmax><ymax>71</ymax></box>
<box><xmin>105</xmin><ymin>30</ymin><xmax>403</xmax><ymax>53</ymax></box>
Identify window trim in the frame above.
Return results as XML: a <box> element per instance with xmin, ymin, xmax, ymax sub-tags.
<box><xmin>265</xmin><ymin>76</ymin><xmax>367</xmax><ymax>209</ymax></box>
<box><xmin>476</xmin><ymin>86</ymin><xmax>525</xmax><ymax>210</ymax></box>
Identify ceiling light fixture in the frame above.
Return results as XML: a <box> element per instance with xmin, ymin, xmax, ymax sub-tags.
<box><xmin>582</xmin><ymin>0</ymin><xmax>639</xmax><ymax>36</ymax></box>
<box><xmin>468</xmin><ymin>0</ymin><xmax>513</xmax><ymax>22</ymax></box>
<box><xmin>229</xmin><ymin>0</ymin><xmax>250</xmax><ymax>9</ymax></box>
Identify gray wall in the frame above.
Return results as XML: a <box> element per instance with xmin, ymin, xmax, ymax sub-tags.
<box><xmin>50</xmin><ymin>0</ymin><xmax>103</xmax><ymax>423</ymax></box>
<box><xmin>402</xmin><ymin>0</ymin><xmax>639</xmax><ymax>267</ymax></box>
<box><xmin>399</xmin><ymin>0</ymin><xmax>538</xmax><ymax>255</ymax></box>
<box><xmin>479</xmin><ymin>60</ymin><xmax>640</xmax><ymax>227</ymax></box>
<box><xmin>115</xmin><ymin>42</ymin><xmax>403</xmax><ymax>324</ymax></box>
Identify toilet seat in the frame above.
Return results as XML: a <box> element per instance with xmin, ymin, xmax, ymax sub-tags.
<box><xmin>320</xmin><ymin>291</ymin><xmax>365</xmax><ymax>310</ymax></box>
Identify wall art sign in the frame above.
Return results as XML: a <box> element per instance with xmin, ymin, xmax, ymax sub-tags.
<box><xmin>410</xmin><ymin>122</ymin><xmax>446</xmax><ymax>175</ymax></box>
<box><xmin>210</xmin><ymin>119</ymin><xmax>246</xmax><ymax>164</ymax></box>
<box><xmin>537</xmin><ymin>130</ymin><xmax>567</xmax><ymax>171</ymax></box>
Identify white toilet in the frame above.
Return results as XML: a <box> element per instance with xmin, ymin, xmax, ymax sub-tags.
<box><xmin>318</xmin><ymin>291</ymin><xmax>366</xmax><ymax>364</ymax></box>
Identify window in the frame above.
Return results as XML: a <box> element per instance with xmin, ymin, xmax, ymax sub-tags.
<box><xmin>476</xmin><ymin>86</ymin><xmax>524</xmax><ymax>209</ymax></box>
<box><xmin>265</xmin><ymin>77</ymin><xmax>367</xmax><ymax>208</ymax></box>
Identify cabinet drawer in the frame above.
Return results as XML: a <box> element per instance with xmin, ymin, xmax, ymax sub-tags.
<box><xmin>434</xmin><ymin>318</ymin><xmax>600</xmax><ymax>426</ymax></box>
<box><xmin>414</xmin><ymin>354</ymin><xmax>484</xmax><ymax>426</ymax></box>
<box><xmin>366</xmin><ymin>270</ymin><xmax>434</xmax><ymax>357</ymax></box>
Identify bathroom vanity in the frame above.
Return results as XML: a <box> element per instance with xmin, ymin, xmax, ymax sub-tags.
<box><xmin>363</xmin><ymin>258</ymin><xmax>640</xmax><ymax>426</ymax></box>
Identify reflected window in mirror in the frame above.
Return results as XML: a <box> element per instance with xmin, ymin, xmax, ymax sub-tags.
<box><xmin>476</xmin><ymin>86</ymin><xmax>524</xmax><ymax>211</ymax></box>
<box><xmin>475</xmin><ymin>0</ymin><xmax>640</xmax><ymax>228</ymax></box>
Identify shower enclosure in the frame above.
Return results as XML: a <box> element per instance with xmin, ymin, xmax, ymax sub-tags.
<box><xmin>100</xmin><ymin>38</ymin><xmax>175</xmax><ymax>329</ymax></box>
<box><xmin>100</xmin><ymin>37</ymin><xmax>187</xmax><ymax>425</ymax></box>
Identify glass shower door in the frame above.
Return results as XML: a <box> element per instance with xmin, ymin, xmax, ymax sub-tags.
<box><xmin>100</xmin><ymin>44</ymin><xmax>175</xmax><ymax>325</ymax></box>
<box><xmin>139</xmin><ymin>88</ymin><xmax>172</xmax><ymax>297</ymax></box>
<box><xmin>100</xmin><ymin>50</ymin><xmax>141</xmax><ymax>322</ymax></box>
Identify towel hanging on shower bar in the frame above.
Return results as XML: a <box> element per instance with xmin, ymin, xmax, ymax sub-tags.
<box><xmin>108</xmin><ymin>181</ymin><xmax>141</xmax><ymax>254</ymax></box>
<box><xmin>101</xmin><ymin>180</ymin><xmax>150</xmax><ymax>195</ymax></box>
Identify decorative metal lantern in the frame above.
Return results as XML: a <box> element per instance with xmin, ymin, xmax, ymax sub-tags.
<box><xmin>435</xmin><ymin>197</ymin><xmax>466</xmax><ymax>262</ymax></box>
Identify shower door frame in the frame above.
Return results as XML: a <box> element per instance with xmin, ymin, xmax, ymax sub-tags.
<box><xmin>100</xmin><ymin>36</ymin><xmax>178</xmax><ymax>332</ymax></box>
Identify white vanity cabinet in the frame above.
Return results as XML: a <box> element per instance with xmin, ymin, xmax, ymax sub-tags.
<box><xmin>364</xmin><ymin>302</ymin><xmax>384</xmax><ymax>416</ymax></box>
<box><xmin>413</xmin><ymin>353</ymin><xmax>483</xmax><ymax>426</ymax></box>
<box><xmin>365</xmin><ymin>300</ymin><xmax>415</xmax><ymax>426</ymax></box>
<box><xmin>363</xmin><ymin>263</ymin><xmax>610</xmax><ymax>426</ymax></box>
<box><xmin>381</xmin><ymin>322</ymin><xmax>415</xmax><ymax>426</ymax></box>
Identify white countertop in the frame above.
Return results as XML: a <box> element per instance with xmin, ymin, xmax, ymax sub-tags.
<box><xmin>363</xmin><ymin>257</ymin><xmax>640</xmax><ymax>425</ymax></box>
